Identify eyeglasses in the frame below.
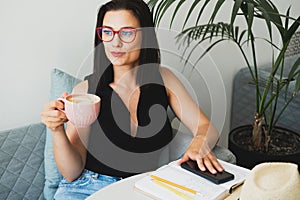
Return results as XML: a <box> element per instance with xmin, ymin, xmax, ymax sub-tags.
<box><xmin>96</xmin><ymin>27</ymin><xmax>141</xmax><ymax>43</ymax></box>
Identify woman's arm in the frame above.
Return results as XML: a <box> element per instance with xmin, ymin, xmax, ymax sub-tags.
<box><xmin>160</xmin><ymin>67</ymin><xmax>223</xmax><ymax>173</ymax></box>
<box><xmin>41</xmin><ymin>80</ymin><xmax>90</xmax><ymax>182</ymax></box>
<box><xmin>51</xmin><ymin>122</ymin><xmax>89</xmax><ymax>182</ymax></box>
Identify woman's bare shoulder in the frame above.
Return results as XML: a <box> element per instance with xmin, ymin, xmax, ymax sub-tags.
<box><xmin>159</xmin><ymin>66</ymin><xmax>173</xmax><ymax>74</ymax></box>
<box><xmin>72</xmin><ymin>80</ymin><xmax>88</xmax><ymax>94</ymax></box>
<box><xmin>159</xmin><ymin>66</ymin><xmax>176</xmax><ymax>79</ymax></box>
<box><xmin>159</xmin><ymin>66</ymin><xmax>180</xmax><ymax>84</ymax></box>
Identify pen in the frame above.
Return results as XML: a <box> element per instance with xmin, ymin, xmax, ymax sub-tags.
<box><xmin>150</xmin><ymin>174</ymin><xmax>200</xmax><ymax>195</ymax></box>
<box><xmin>152</xmin><ymin>179</ymin><xmax>195</xmax><ymax>200</ymax></box>
<box><xmin>229</xmin><ymin>181</ymin><xmax>244</xmax><ymax>193</ymax></box>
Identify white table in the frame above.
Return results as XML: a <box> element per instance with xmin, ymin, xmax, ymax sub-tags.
<box><xmin>86</xmin><ymin>172</ymin><xmax>153</xmax><ymax>200</ymax></box>
<box><xmin>86</xmin><ymin>171</ymin><xmax>241</xmax><ymax>200</ymax></box>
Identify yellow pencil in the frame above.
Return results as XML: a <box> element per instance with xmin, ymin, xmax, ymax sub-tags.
<box><xmin>150</xmin><ymin>174</ymin><xmax>199</xmax><ymax>195</ymax></box>
<box><xmin>152</xmin><ymin>179</ymin><xmax>195</xmax><ymax>200</ymax></box>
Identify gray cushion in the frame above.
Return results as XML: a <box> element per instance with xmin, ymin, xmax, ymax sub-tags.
<box><xmin>44</xmin><ymin>68</ymin><xmax>81</xmax><ymax>200</ymax></box>
<box><xmin>167</xmin><ymin>109</ymin><xmax>236</xmax><ymax>164</ymax></box>
<box><xmin>170</xmin><ymin>129</ymin><xmax>236</xmax><ymax>164</ymax></box>
<box><xmin>0</xmin><ymin>123</ymin><xmax>46</xmax><ymax>200</ymax></box>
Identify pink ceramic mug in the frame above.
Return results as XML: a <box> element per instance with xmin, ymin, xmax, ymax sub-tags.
<box><xmin>57</xmin><ymin>93</ymin><xmax>100</xmax><ymax>128</ymax></box>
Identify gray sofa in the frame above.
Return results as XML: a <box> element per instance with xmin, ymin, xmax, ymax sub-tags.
<box><xmin>0</xmin><ymin>68</ymin><xmax>236</xmax><ymax>200</ymax></box>
<box><xmin>0</xmin><ymin>123</ymin><xmax>46</xmax><ymax>200</ymax></box>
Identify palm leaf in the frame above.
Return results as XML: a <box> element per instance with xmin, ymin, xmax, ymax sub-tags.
<box><xmin>170</xmin><ymin>0</ymin><xmax>186</xmax><ymax>28</ymax></box>
<box><xmin>230</xmin><ymin>0</ymin><xmax>243</xmax><ymax>25</ymax></box>
<box><xmin>246</xmin><ymin>3</ymin><xmax>254</xmax><ymax>39</ymax></box>
<box><xmin>209</xmin><ymin>0</ymin><xmax>226</xmax><ymax>23</ymax></box>
<box><xmin>177</xmin><ymin>23</ymin><xmax>237</xmax><ymax>42</ymax></box>
<box><xmin>284</xmin><ymin>16</ymin><xmax>300</xmax><ymax>43</ymax></box>
<box><xmin>288</xmin><ymin>57</ymin><xmax>300</xmax><ymax>82</ymax></box>
<box><xmin>255</xmin><ymin>2</ymin><xmax>274</xmax><ymax>41</ymax></box>
<box><xmin>147</xmin><ymin>0</ymin><xmax>159</xmax><ymax>11</ymax></box>
<box><xmin>194</xmin><ymin>39</ymin><xmax>227</xmax><ymax>65</ymax></box>
<box><xmin>238</xmin><ymin>29</ymin><xmax>247</xmax><ymax>44</ymax></box>
<box><xmin>264</xmin><ymin>0</ymin><xmax>285</xmax><ymax>36</ymax></box>
<box><xmin>182</xmin><ymin>0</ymin><xmax>203</xmax><ymax>29</ymax></box>
<box><xmin>294</xmin><ymin>72</ymin><xmax>300</xmax><ymax>94</ymax></box>
<box><xmin>153</xmin><ymin>0</ymin><xmax>174</xmax><ymax>25</ymax></box>
<box><xmin>158</xmin><ymin>0</ymin><xmax>177</xmax><ymax>26</ymax></box>
<box><xmin>284</xmin><ymin>6</ymin><xmax>291</xmax><ymax>31</ymax></box>
<box><xmin>176</xmin><ymin>23</ymin><xmax>241</xmax><ymax>66</ymax></box>
<box><xmin>195</xmin><ymin>0</ymin><xmax>211</xmax><ymax>26</ymax></box>
<box><xmin>237</xmin><ymin>1</ymin><xmax>255</xmax><ymax>41</ymax></box>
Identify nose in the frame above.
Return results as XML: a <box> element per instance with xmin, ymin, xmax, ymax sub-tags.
<box><xmin>111</xmin><ymin>33</ymin><xmax>123</xmax><ymax>47</ymax></box>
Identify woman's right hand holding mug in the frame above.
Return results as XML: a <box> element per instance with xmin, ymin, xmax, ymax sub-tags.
<box><xmin>41</xmin><ymin>92</ymin><xmax>69</xmax><ymax>132</ymax></box>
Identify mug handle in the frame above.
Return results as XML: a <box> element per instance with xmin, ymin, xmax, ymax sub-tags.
<box><xmin>56</xmin><ymin>97</ymin><xmax>66</xmax><ymax>113</ymax></box>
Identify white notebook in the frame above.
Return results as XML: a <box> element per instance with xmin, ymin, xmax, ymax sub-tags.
<box><xmin>134</xmin><ymin>160</ymin><xmax>250</xmax><ymax>200</ymax></box>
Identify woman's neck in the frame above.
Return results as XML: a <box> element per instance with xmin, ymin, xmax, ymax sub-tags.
<box><xmin>112</xmin><ymin>64</ymin><xmax>139</xmax><ymax>89</ymax></box>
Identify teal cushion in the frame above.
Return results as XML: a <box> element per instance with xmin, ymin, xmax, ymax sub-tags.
<box><xmin>44</xmin><ymin>68</ymin><xmax>81</xmax><ymax>200</ymax></box>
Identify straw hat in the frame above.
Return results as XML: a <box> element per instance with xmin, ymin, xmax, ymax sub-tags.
<box><xmin>225</xmin><ymin>162</ymin><xmax>300</xmax><ymax>200</ymax></box>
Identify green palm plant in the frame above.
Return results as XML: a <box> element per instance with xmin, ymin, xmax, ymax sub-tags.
<box><xmin>148</xmin><ymin>0</ymin><xmax>300</xmax><ymax>152</ymax></box>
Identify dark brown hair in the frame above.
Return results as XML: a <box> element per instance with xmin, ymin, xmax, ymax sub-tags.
<box><xmin>90</xmin><ymin>0</ymin><xmax>161</xmax><ymax>93</ymax></box>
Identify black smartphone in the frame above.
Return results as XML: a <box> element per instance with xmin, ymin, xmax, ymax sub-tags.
<box><xmin>181</xmin><ymin>160</ymin><xmax>234</xmax><ymax>184</ymax></box>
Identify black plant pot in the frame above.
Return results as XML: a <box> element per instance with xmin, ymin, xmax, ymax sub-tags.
<box><xmin>228</xmin><ymin>125</ymin><xmax>300</xmax><ymax>169</ymax></box>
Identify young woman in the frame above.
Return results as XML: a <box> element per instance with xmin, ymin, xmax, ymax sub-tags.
<box><xmin>41</xmin><ymin>0</ymin><xmax>223</xmax><ymax>199</ymax></box>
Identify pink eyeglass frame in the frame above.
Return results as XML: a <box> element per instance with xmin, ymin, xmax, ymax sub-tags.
<box><xmin>96</xmin><ymin>26</ymin><xmax>141</xmax><ymax>43</ymax></box>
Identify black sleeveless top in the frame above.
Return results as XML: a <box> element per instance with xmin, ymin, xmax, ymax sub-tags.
<box><xmin>84</xmin><ymin>69</ymin><xmax>173</xmax><ymax>178</ymax></box>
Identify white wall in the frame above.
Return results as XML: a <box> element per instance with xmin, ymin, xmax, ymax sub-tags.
<box><xmin>1</xmin><ymin>0</ymin><xmax>299</xmax><ymax>147</ymax></box>
<box><xmin>0</xmin><ymin>0</ymin><xmax>108</xmax><ymax>130</ymax></box>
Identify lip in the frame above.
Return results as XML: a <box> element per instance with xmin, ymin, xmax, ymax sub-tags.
<box><xmin>111</xmin><ymin>51</ymin><xmax>125</xmax><ymax>57</ymax></box>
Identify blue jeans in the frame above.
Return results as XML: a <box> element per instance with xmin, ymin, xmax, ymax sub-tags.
<box><xmin>54</xmin><ymin>169</ymin><xmax>122</xmax><ymax>200</ymax></box>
